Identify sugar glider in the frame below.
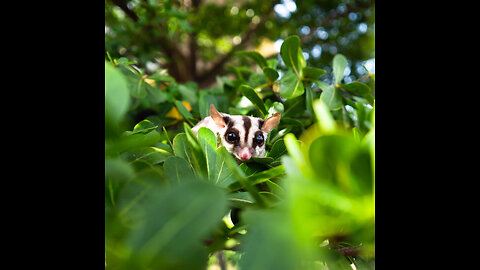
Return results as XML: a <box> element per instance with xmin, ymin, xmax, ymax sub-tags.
<box><xmin>192</xmin><ymin>104</ymin><xmax>281</xmax><ymax>161</ymax></box>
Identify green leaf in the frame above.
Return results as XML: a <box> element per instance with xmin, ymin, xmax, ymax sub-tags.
<box><xmin>302</xmin><ymin>66</ymin><xmax>326</xmax><ymax>81</ymax></box>
<box><xmin>106</xmin><ymin>130</ymin><xmax>162</xmax><ymax>155</ymax></box>
<box><xmin>263</xmin><ymin>67</ymin><xmax>279</xmax><ymax>84</ymax></box>
<box><xmin>105</xmin><ymin>157</ymin><xmax>135</xmax><ymax>182</ymax></box>
<box><xmin>235</xmin><ymin>51</ymin><xmax>268</xmax><ymax>69</ymax></box>
<box><xmin>145</xmin><ymin>83</ymin><xmax>169</xmax><ymax>104</ymax></box>
<box><xmin>197</xmin><ymin>127</ymin><xmax>216</xmax><ymax>149</ymax></box>
<box><xmin>247</xmin><ymin>165</ymin><xmax>285</xmax><ymax>182</ymax></box>
<box><xmin>212</xmin><ymin>147</ymin><xmax>236</xmax><ymax>188</ymax></box>
<box><xmin>174</xmin><ymin>100</ymin><xmax>194</xmax><ymax>125</ymax></box>
<box><xmin>239</xmin><ymin>209</ymin><xmax>301</xmax><ymax>270</ymax></box>
<box><xmin>249</xmin><ymin>157</ymin><xmax>274</xmax><ymax>165</ymax></box>
<box><xmin>280</xmin><ymin>35</ymin><xmax>302</xmax><ymax>78</ymax></box>
<box><xmin>121</xmin><ymin>181</ymin><xmax>228</xmax><ymax>269</ymax></box>
<box><xmin>228</xmin><ymin>165</ymin><xmax>284</xmax><ymax>192</ymax></box>
<box><xmin>333</xmin><ymin>54</ymin><xmax>348</xmax><ymax>84</ymax></box>
<box><xmin>132</xmin><ymin>120</ymin><xmax>157</xmax><ymax>134</ymax></box>
<box><xmin>267</xmin><ymin>58</ymin><xmax>278</xmax><ymax>69</ymax></box>
<box><xmin>163</xmin><ymin>156</ymin><xmax>195</xmax><ymax>183</ymax></box>
<box><xmin>313</xmin><ymin>99</ymin><xmax>336</xmax><ymax>134</ymax></box>
<box><xmin>218</xmin><ymin>147</ymin><xmax>266</xmax><ymax>207</ymax></box>
<box><xmin>319</xmin><ymin>84</ymin><xmax>342</xmax><ymax>110</ymax></box>
<box><xmin>267</xmin><ymin>102</ymin><xmax>284</xmax><ymax>119</ymax></box>
<box><xmin>198</xmin><ymin>92</ymin><xmax>217</xmax><ymax>118</ymax></box>
<box><xmin>267</xmin><ymin>139</ymin><xmax>287</xmax><ymax>160</ymax></box>
<box><xmin>178</xmin><ymin>84</ymin><xmax>198</xmax><ymax>105</ymax></box>
<box><xmin>278</xmin><ymin>70</ymin><xmax>304</xmax><ymax>99</ymax></box>
<box><xmin>105</xmin><ymin>61</ymin><xmax>130</xmax><ymax>123</ymax></box>
<box><xmin>227</xmin><ymin>192</ymin><xmax>254</xmax><ymax>208</ymax></box>
<box><xmin>125</xmin><ymin>146</ymin><xmax>172</xmax><ymax>165</ymax></box>
<box><xmin>339</xmin><ymin>81</ymin><xmax>372</xmax><ymax>102</ymax></box>
<box><xmin>147</xmin><ymin>71</ymin><xmax>175</xmax><ymax>83</ymax></box>
<box><xmin>132</xmin><ymin>77</ymin><xmax>148</xmax><ymax>99</ymax></box>
<box><xmin>308</xmin><ymin>135</ymin><xmax>367</xmax><ymax>194</ymax></box>
<box><xmin>197</xmin><ymin>127</ymin><xmax>218</xmax><ymax>182</ymax></box>
<box><xmin>239</xmin><ymin>84</ymin><xmax>268</xmax><ymax>117</ymax></box>
<box><xmin>305</xmin><ymin>86</ymin><xmax>314</xmax><ymax>115</ymax></box>
<box><xmin>268</xmin><ymin>127</ymin><xmax>292</xmax><ymax>145</ymax></box>
<box><xmin>184</xmin><ymin>122</ymin><xmax>208</xmax><ymax>178</ymax></box>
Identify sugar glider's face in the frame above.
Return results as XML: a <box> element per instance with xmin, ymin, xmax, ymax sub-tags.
<box><xmin>209</xmin><ymin>104</ymin><xmax>281</xmax><ymax>161</ymax></box>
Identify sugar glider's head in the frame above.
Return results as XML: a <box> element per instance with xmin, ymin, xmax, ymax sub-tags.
<box><xmin>209</xmin><ymin>104</ymin><xmax>281</xmax><ymax>161</ymax></box>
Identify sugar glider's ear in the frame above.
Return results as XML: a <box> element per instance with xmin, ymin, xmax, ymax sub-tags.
<box><xmin>209</xmin><ymin>104</ymin><xmax>226</xmax><ymax>128</ymax></box>
<box><xmin>261</xmin><ymin>113</ymin><xmax>281</xmax><ymax>133</ymax></box>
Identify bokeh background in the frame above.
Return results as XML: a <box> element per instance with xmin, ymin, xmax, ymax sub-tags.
<box><xmin>105</xmin><ymin>1</ymin><xmax>375</xmax><ymax>269</ymax></box>
<box><xmin>105</xmin><ymin>0</ymin><xmax>374</xmax><ymax>89</ymax></box>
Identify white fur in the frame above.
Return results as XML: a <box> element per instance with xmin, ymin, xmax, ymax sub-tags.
<box><xmin>192</xmin><ymin>113</ymin><xmax>268</xmax><ymax>160</ymax></box>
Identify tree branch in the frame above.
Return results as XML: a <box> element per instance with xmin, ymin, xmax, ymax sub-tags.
<box><xmin>196</xmin><ymin>2</ymin><xmax>277</xmax><ymax>87</ymax></box>
<box><xmin>109</xmin><ymin>0</ymin><xmax>138</xmax><ymax>22</ymax></box>
<box><xmin>188</xmin><ymin>0</ymin><xmax>202</xmax><ymax>81</ymax></box>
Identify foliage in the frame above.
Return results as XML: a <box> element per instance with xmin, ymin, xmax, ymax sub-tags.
<box><xmin>105</xmin><ymin>0</ymin><xmax>374</xmax><ymax>89</ymax></box>
<box><xmin>106</xmin><ymin>30</ymin><xmax>374</xmax><ymax>269</ymax></box>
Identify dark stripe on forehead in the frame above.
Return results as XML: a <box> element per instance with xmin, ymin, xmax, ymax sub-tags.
<box><xmin>226</xmin><ymin>116</ymin><xmax>234</xmax><ymax>129</ymax></box>
<box><xmin>258</xmin><ymin>119</ymin><xmax>264</xmax><ymax>130</ymax></box>
<box><xmin>242</xmin><ymin>116</ymin><xmax>251</xmax><ymax>143</ymax></box>
<box><xmin>223</xmin><ymin>116</ymin><xmax>231</xmax><ymax>126</ymax></box>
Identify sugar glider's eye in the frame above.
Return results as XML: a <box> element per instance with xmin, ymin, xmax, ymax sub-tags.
<box><xmin>254</xmin><ymin>132</ymin><xmax>264</xmax><ymax>147</ymax></box>
<box><xmin>225</xmin><ymin>131</ymin><xmax>238</xmax><ymax>143</ymax></box>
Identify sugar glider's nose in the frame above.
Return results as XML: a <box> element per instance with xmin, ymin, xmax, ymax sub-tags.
<box><xmin>238</xmin><ymin>147</ymin><xmax>252</xmax><ymax>161</ymax></box>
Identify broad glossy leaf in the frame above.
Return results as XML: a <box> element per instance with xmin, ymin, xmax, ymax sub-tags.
<box><xmin>305</xmin><ymin>85</ymin><xmax>314</xmax><ymax>115</ymax></box>
<box><xmin>178</xmin><ymin>84</ymin><xmax>198</xmax><ymax>105</ymax></box>
<box><xmin>333</xmin><ymin>54</ymin><xmax>348</xmax><ymax>84</ymax></box>
<box><xmin>263</xmin><ymin>67</ymin><xmax>279</xmax><ymax>84</ymax></box>
<box><xmin>105</xmin><ymin>157</ymin><xmax>135</xmax><ymax>182</ymax></box>
<box><xmin>267</xmin><ymin>58</ymin><xmax>278</xmax><ymax>69</ymax></box>
<box><xmin>132</xmin><ymin>119</ymin><xmax>157</xmax><ymax>134</ymax></box>
<box><xmin>105</xmin><ymin>61</ymin><xmax>130</xmax><ymax>123</ymax></box>
<box><xmin>228</xmin><ymin>165</ymin><xmax>284</xmax><ymax>192</ymax></box>
<box><xmin>302</xmin><ymin>66</ymin><xmax>326</xmax><ymax>81</ymax></box>
<box><xmin>319</xmin><ymin>84</ymin><xmax>342</xmax><ymax>110</ymax></box>
<box><xmin>147</xmin><ymin>71</ymin><xmax>175</xmax><ymax>83</ymax></box>
<box><xmin>278</xmin><ymin>70</ymin><xmax>304</xmax><ymax>99</ymax></box>
<box><xmin>218</xmin><ymin>147</ymin><xmax>266</xmax><ymax>207</ymax></box>
<box><xmin>280</xmin><ymin>35</ymin><xmax>302</xmax><ymax>78</ymax></box>
<box><xmin>121</xmin><ymin>181</ymin><xmax>228</xmax><ymax>269</ymax></box>
<box><xmin>174</xmin><ymin>100</ymin><xmax>194</xmax><ymax>125</ymax></box>
<box><xmin>197</xmin><ymin>127</ymin><xmax>217</xmax><ymax>182</ymax></box>
<box><xmin>267</xmin><ymin>139</ymin><xmax>286</xmax><ymax>160</ymax></box>
<box><xmin>313</xmin><ymin>99</ymin><xmax>336</xmax><ymax>134</ymax></box>
<box><xmin>247</xmin><ymin>165</ymin><xmax>285</xmax><ymax>181</ymax></box>
<box><xmin>125</xmin><ymin>146</ymin><xmax>172</xmax><ymax>165</ymax></box>
<box><xmin>340</xmin><ymin>81</ymin><xmax>371</xmax><ymax>97</ymax></box>
<box><xmin>266</xmin><ymin>102</ymin><xmax>284</xmax><ymax>119</ymax></box>
<box><xmin>250</xmin><ymin>156</ymin><xmax>274</xmax><ymax>165</ymax></box>
<box><xmin>239</xmin><ymin>84</ymin><xmax>268</xmax><ymax>117</ymax></box>
<box><xmin>163</xmin><ymin>156</ymin><xmax>195</xmax><ymax>183</ymax></box>
<box><xmin>106</xmin><ymin>130</ymin><xmax>162</xmax><ymax>155</ymax></box>
<box><xmin>145</xmin><ymin>83</ymin><xmax>169</xmax><ymax>104</ymax></box>
<box><xmin>198</xmin><ymin>92</ymin><xmax>217</xmax><ymax>118</ymax></box>
<box><xmin>227</xmin><ymin>192</ymin><xmax>254</xmax><ymax>208</ymax></box>
<box><xmin>268</xmin><ymin>127</ymin><xmax>291</xmax><ymax>145</ymax></box>
<box><xmin>235</xmin><ymin>50</ymin><xmax>268</xmax><ymax>68</ymax></box>
<box><xmin>308</xmin><ymin>135</ymin><xmax>372</xmax><ymax>194</ymax></box>
<box><xmin>239</xmin><ymin>209</ymin><xmax>302</xmax><ymax>270</ymax></box>
<box><xmin>184</xmin><ymin>122</ymin><xmax>208</xmax><ymax>178</ymax></box>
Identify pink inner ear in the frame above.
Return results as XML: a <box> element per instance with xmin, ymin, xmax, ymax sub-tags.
<box><xmin>209</xmin><ymin>104</ymin><xmax>225</xmax><ymax>127</ymax></box>
<box><xmin>262</xmin><ymin>113</ymin><xmax>281</xmax><ymax>132</ymax></box>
